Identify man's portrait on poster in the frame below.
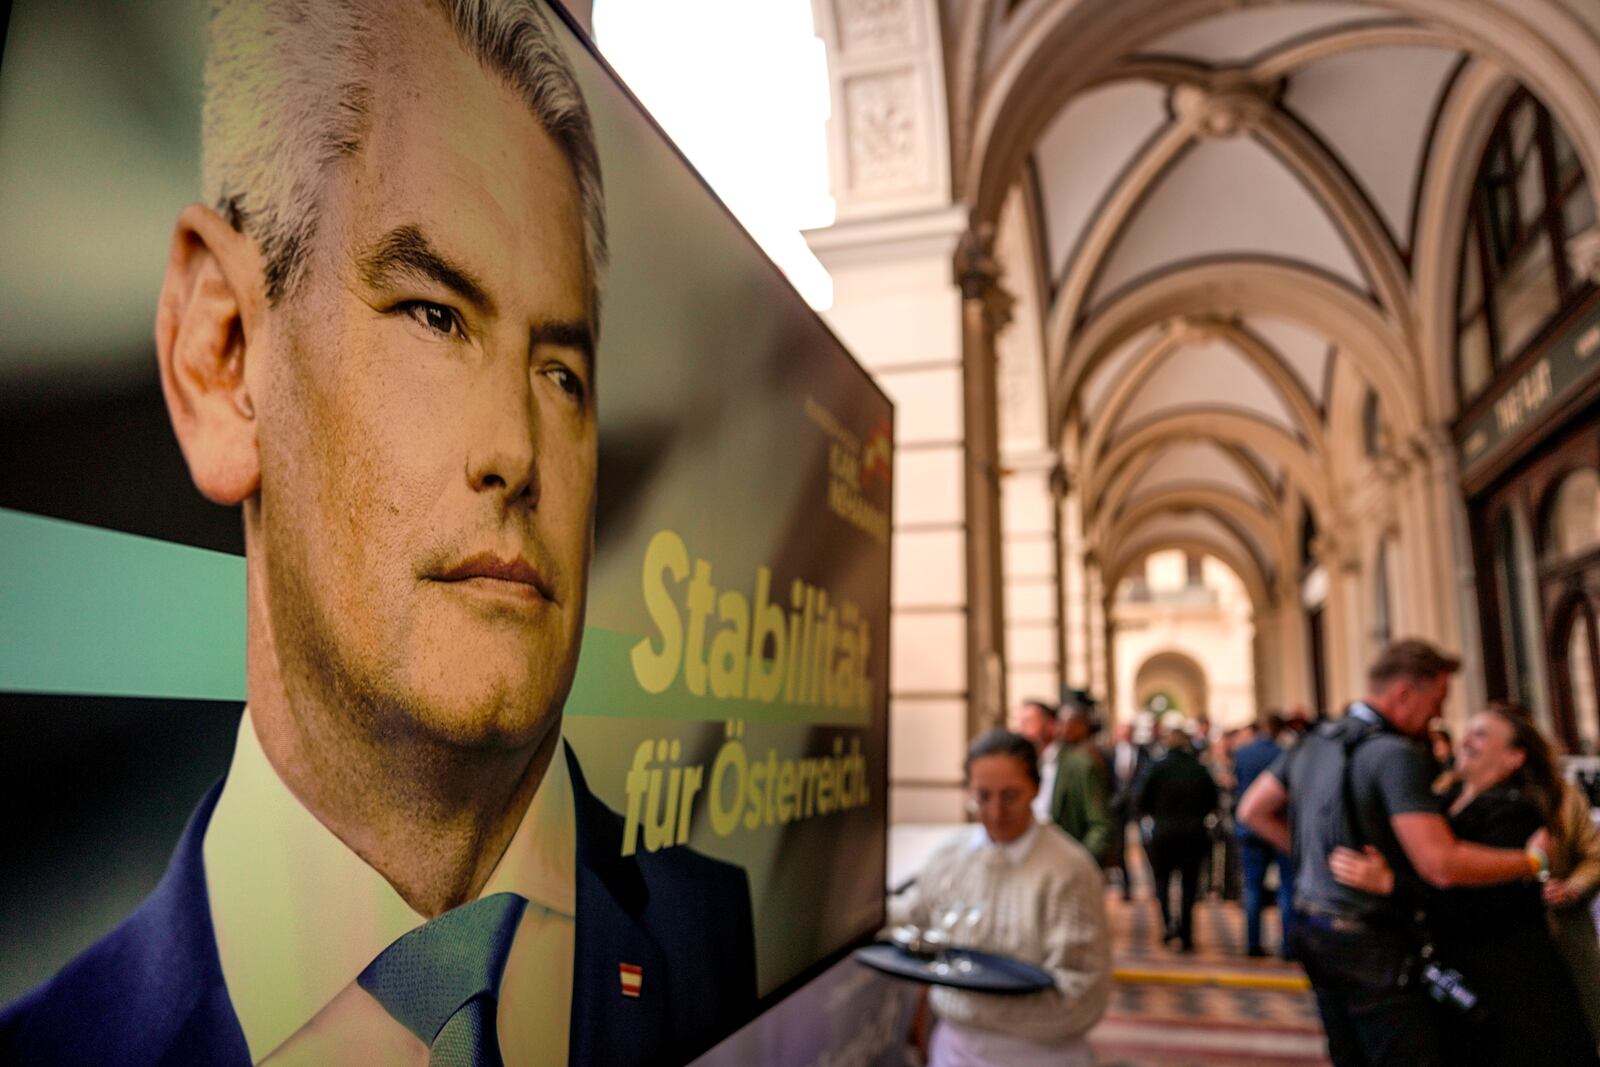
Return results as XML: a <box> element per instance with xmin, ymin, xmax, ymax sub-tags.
<box><xmin>0</xmin><ymin>1</ymin><xmax>757</xmax><ymax>1064</ymax></box>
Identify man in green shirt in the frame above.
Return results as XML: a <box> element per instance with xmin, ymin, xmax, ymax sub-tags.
<box><xmin>1049</xmin><ymin>701</ymin><xmax>1113</xmax><ymax>865</ymax></box>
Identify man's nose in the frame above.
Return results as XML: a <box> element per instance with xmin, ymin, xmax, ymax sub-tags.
<box><xmin>466</xmin><ymin>359</ymin><xmax>539</xmax><ymax>506</ymax></box>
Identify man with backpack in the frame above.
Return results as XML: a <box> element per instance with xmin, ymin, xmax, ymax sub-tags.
<box><xmin>1238</xmin><ymin>640</ymin><xmax>1549</xmax><ymax>1067</ymax></box>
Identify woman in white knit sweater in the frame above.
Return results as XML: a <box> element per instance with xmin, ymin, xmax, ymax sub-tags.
<box><xmin>889</xmin><ymin>729</ymin><xmax>1113</xmax><ymax>1067</ymax></box>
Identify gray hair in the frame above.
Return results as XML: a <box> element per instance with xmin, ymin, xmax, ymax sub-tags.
<box><xmin>202</xmin><ymin>0</ymin><xmax>607</xmax><ymax>319</ymax></box>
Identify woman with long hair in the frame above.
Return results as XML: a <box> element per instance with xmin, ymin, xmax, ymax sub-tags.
<box><xmin>1329</xmin><ymin>702</ymin><xmax>1598</xmax><ymax>1066</ymax></box>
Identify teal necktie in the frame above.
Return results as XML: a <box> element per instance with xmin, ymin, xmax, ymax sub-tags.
<box><xmin>358</xmin><ymin>892</ymin><xmax>529</xmax><ymax>1067</ymax></box>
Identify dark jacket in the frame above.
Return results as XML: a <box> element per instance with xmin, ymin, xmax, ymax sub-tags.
<box><xmin>1430</xmin><ymin>783</ymin><xmax>1599</xmax><ymax>1067</ymax></box>
<box><xmin>1137</xmin><ymin>746</ymin><xmax>1218</xmax><ymax>842</ymax></box>
<box><xmin>1049</xmin><ymin>742</ymin><xmax>1113</xmax><ymax>863</ymax></box>
<box><xmin>0</xmin><ymin>744</ymin><xmax>757</xmax><ymax>1066</ymax></box>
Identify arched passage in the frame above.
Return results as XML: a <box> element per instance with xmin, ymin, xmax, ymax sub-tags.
<box><xmin>1134</xmin><ymin>649</ymin><xmax>1210</xmax><ymax>718</ymax></box>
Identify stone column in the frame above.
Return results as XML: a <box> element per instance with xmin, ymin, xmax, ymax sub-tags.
<box><xmin>1059</xmin><ymin>460</ymin><xmax>1092</xmax><ymax>692</ymax></box>
<box><xmin>1101</xmin><ymin>611</ymin><xmax>1119</xmax><ymax>716</ymax></box>
<box><xmin>1253</xmin><ymin>600</ymin><xmax>1281</xmax><ymax>713</ymax></box>
<box><xmin>1409</xmin><ymin>426</ymin><xmax>1485</xmax><ymax>724</ymax></box>
<box><xmin>956</xmin><ymin>224</ymin><xmax>1012</xmax><ymax>734</ymax></box>
<box><xmin>1051</xmin><ymin>464</ymin><xmax>1072</xmax><ymax>696</ymax></box>
<box><xmin>1086</xmin><ymin>552</ymin><xmax>1109</xmax><ymax>701</ymax></box>
<box><xmin>1285</xmin><ymin>591</ymin><xmax>1313</xmax><ymax>711</ymax></box>
<box><xmin>1315</xmin><ymin>533</ymin><xmax>1363</xmax><ymax>710</ymax></box>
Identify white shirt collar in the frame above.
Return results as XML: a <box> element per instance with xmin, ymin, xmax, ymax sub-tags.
<box><xmin>1349</xmin><ymin>701</ymin><xmax>1385</xmax><ymax>727</ymax></box>
<box><xmin>966</xmin><ymin>821</ymin><xmax>1040</xmax><ymax>866</ymax></box>
<box><xmin>203</xmin><ymin>708</ymin><xmax>575</xmax><ymax>1062</ymax></box>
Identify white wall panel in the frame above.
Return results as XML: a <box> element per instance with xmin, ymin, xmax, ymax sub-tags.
<box><xmin>891</xmin><ymin>609</ymin><xmax>966</xmax><ymax>691</ymax></box>
<box><xmin>890</xmin><ymin>697</ymin><xmax>966</xmax><ymax>781</ymax></box>
<box><xmin>893</xmin><ymin>446</ymin><xmax>963</xmax><ymax>525</ymax></box>
<box><xmin>1001</xmin><ymin>480</ymin><xmax>1055</xmax><ymax>536</ymax></box>
<box><xmin>1007</xmin><ymin>581</ymin><xmax>1057</xmax><ymax>621</ymax></box>
<box><xmin>1006</xmin><ymin>625</ymin><xmax>1059</xmax><ymax>666</ymax></box>
<box><xmin>1004</xmin><ymin>537</ymin><xmax>1057</xmax><ymax>577</ymax></box>
<box><xmin>878</xmin><ymin>364</ymin><xmax>962</xmax><ymax>444</ymax></box>
<box><xmin>1008</xmin><ymin>669</ymin><xmax>1061</xmax><ymax>705</ymax></box>
<box><xmin>890</xmin><ymin>785</ymin><xmax>966</xmax><ymax>824</ymax></box>
<box><xmin>893</xmin><ymin>528</ymin><xmax>964</xmax><ymax>607</ymax></box>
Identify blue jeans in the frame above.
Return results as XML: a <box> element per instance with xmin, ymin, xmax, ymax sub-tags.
<box><xmin>1240</xmin><ymin>836</ymin><xmax>1294</xmax><ymax>954</ymax></box>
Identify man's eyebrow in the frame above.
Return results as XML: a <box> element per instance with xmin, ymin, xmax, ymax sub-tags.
<box><xmin>532</xmin><ymin>320</ymin><xmax>595</xmax><ymax>368</ymax></box>
<box><xmin>357</xmin><ymin>224</ymin><xmax>493</xmax><ymax>314</ymax></box>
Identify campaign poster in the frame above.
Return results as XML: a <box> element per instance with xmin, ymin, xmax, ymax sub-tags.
<box><xmin>0</xmin><ymin>2</ymin><xmax>891</xmax><ymax>1063</ymax></box>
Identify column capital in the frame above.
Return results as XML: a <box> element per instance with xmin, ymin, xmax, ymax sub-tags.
<box><xmin>1372</xmin><ymin>450</ymin><xmax>1409</xmax><ymax>484</ymax></box>
<box><xmin>1406</xmin><ymin>424</ymin><xmax>1458</xmax><ymax>468</ymax></box>
<box><xmin>1049</xmin><ymin>461</ymin><xmax>1072</xmax><ymax>500</ymax></box>
<box><xmin>1311</xmin><ymin>532</ymin><xmax>1360</xmax><ymax>575</ymax></box>
<box><xmin>954</xmin><ymin>222</ymin><xmax>1014</xmax><ymax>334</ymax></box>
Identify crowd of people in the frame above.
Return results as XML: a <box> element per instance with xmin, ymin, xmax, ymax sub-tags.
<box><xmin>890</xmin><ymin>637</ymin><xmax>1600</xmax><ymax>1067</ymax></box>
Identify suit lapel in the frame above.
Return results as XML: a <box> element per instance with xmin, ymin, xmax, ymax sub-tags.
<box><xmin>134</xmin><ymin>783</ymin><xmax>252</xmax><ymax>1066</ymax></box>
<box><xmin>565</xmin><ymin>745</ymin><xmax>669</xmax><ymax>1067</ymax></box>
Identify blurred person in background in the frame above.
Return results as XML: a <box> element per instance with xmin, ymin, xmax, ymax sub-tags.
<box><xmin>1018</xmin><ymin>699</ymin><xmax>1062</xmax><ymax>825</ymax></box>
<box><xmin>1105</xmin><ymin>721</ymin><xmax>1150</xmax><ymax>901</ymax></box>
<box><xmin>1234</xmin><ymin>713</ymin><xmax>1296</xmax><ymax>958</ymax></box>
<box><xmin>1050</xmin><ymin>700</ymin><xmax>1113</xmax><ymax>866</ymax></box>
<box><xmin>1544</xmin><ymin>758</ymin><xmax>1600</xmax><ymax>1047</ymax></box>
<box><xmin>1206</xmin><ymin>727</ymin><xmax>1243</xmax><ymax>902</ymax></box>
<box><xmin>1138</xmin><ymin>722</ymin><xmax>1220</xmax><ymax>951</ymax></box>
<box><xmin>889</xmin><ymin>729</ymin><xmax>1112</xmax><ymax>1067</ymax></box>
<box><xmin>1328</xmin><ymin>702</ymin><xmax>1598</xmax><ymax>1067</ymax></box>
<box><xmin>1428</xmin><ymin>725</ymin><xmax>1455</xmax><ymax>777</ymax></box>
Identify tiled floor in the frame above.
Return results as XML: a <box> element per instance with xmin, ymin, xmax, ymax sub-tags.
<box><xmin>1091</xmin><ymin>870</ymin><xmax>1330</xmax><ymax>1067</ymax></box>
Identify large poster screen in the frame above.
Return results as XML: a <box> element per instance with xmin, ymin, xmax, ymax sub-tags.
<box><xmin>0</xmin><ymin>2</ymin><xmax>891</xmax><ymax>1063</ymax></box>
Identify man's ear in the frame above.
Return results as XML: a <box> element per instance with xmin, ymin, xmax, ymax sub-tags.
<box><xmin>154</xmin><ymin>203</ymin><xmax>266</xmax><ymax>505</ymax></box>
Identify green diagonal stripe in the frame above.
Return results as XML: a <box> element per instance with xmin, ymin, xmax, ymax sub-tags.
<box><xmin>0</xmin><ymin>509</ymin><xmax>870</xmax><ymax>725</ymax></box>
<box><xmin>0</xmin><ymin>508</ymin><xmax>246</xmax><ymax>700</ymax></box>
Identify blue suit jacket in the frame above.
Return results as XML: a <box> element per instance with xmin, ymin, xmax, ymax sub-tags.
<box><xmin>0</xmin><ymin>744</ymin><xmax>756</xmax><ymax>1066</ymax></box>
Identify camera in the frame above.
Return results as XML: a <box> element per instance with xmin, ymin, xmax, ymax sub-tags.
<box><xmin>1418</xmin><ymin>959</ymin><xmax>1486</xmax><ymax>1021</ymax></box>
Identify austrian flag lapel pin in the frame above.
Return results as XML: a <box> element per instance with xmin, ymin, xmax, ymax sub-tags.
<box><xmin>619</xmin><ymin>962</ymin><xmax>643</xmax><ymax>998</ymax></box>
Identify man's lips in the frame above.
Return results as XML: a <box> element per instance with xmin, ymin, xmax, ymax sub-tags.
<box><xmin>433</xmin><ymin>552</ymin><xmax>556</xmax><ymax>602</ymax></box>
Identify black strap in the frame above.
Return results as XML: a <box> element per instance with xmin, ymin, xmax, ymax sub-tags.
<box><xmin>1283</xmin><ymin>716</ymin><xmax>1382</xmax><ymax>900</ymax></box>
<box><xmin>1335</xmin><ymin>716</ymin><xmax>1435</xmax><ymax>930</ymax></box>
<box><xmin>1338</xmin><ymin>719</ymin><xmax>1383</xmax><ymax>849</ymax></box>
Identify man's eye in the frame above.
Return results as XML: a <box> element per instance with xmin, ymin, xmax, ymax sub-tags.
<box><xmin>400</xmin><ymin>301</ymin><xmax>462</xmax><ymax>338</ymax></box>
<box><xmin>544</xmin><ymin>365</ymin><xmax>586</xmax><ymax>401</ymax></box>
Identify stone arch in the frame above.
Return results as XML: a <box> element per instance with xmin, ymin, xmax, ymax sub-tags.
<box><xmin>967</xmin><ymin>0</ymin><xmax>1600</xmax><ymax>238</ymax></box>
<box><xmin>1091</xmin><ymin>409</ymin><xmax>1334</xmax><ymax>527</ymax></box>
<box><xmin>1052</xmin><ymin>260</ymin><xmax>1419</xmax><ymax>442</ymax></box>
<box><xmin>1079</xmin><ymin>317</ymin><xmax>1328</xmax><ymax>494</ymax></box>
<box><xmin>1107</xmin><ymin>534</ymin><xmax>1271</xmax><ymax>616</ymax></box>
<box><xmin>1412</xmin><ymin>59</ymin><xmax>1522</xmax><ymax>426</ymax></box>
<box><xmin>1043</xmin><ymin>68</ymin><xmax>1415</xmax><ymax>340</ymax></box>
<box><xmin>1094</xmin><ymin>438</ymin><xmax>1284</xmax><ymax>529</ymax></box>
<box><xmin>1102</xmin><ymin>486</ymin><xmax>1288</xmax><ymax>585</ymax></box>
<box><xmin>1134</xmin><ymin>649</ymin><xmax>1210</xmax><ymax>718</ymax></box>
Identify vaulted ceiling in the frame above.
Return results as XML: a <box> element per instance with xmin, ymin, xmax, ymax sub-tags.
<box><xmin>997</xmin><ymin>1</ymin><xmax>1494</xmax><ymax>603</ymax></box>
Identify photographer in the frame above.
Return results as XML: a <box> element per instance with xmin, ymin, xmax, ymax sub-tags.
<box><xmin>1238</xmin><ymin>641</ymin><xmax>1546</xmax><ymax>1067</ymax></box>
<box><xmin>1327</xmin><ymin>703</ymin><xmax>1599</xmax><ymax>1066</ymax></box>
